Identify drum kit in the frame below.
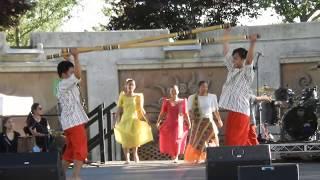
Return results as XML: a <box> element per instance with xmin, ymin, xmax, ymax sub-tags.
<box><xmin>256</xmin><ymin>85</ymin><xmax>320</xmax><ymax>143</ymax></box>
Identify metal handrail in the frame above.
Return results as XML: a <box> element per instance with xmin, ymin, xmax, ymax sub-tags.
<box><xmin>86</xmin><ymin>102</ymin><xmax>117</xmax><ymax>162</ymax></box>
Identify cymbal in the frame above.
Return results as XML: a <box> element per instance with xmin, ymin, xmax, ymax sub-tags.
<box><xmin>257</xmin><ymin>86</ymin><xmax>275</xmax><ymax>94</ymax></box>
<box><xmin>259</xmin><ymin>85</ymin><xmax>275</xmax><ymax>91</ymax></box>
<box><xmin>309</xmin><ymin>64</ymin><xmax>320</xmax><ymax>71</ymax></box>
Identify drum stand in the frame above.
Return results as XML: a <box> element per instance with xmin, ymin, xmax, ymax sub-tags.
<box><xmin>257</xmin><ymin>102</ymin><xmax>269</xmax><ymax>143</ymax></box>
<box><xmin>257</xmin><ymin>102</ymin><xmax>264</xmax><ymax>142</ymax></box>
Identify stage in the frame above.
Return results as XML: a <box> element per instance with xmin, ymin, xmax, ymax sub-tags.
<box><xmin>68</xmin><ymin>161</ymin><xmax>320</xmax><ymax>180</ymax></box>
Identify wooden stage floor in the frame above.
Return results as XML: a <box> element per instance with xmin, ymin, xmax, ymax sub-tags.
<box><xmin>67</xmin><ymin>161</ymin><xmax>320</xmax><ymax>180</ymax></box>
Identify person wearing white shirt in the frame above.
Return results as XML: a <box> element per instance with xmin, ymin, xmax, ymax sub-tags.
<box><xmin>184</xmin><ymin>81</ymin><xmax>223</xmax><ymax>163</ymax></box>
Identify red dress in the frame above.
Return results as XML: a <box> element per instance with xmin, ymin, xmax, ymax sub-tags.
<box><xmin>159</xmin><ymin>98</ymin><xmax>189</xmax><ymax>157</ymax></box>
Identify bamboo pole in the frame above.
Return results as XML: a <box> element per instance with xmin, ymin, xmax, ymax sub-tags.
<box><xmin>124</xmin><ymin>35</ymin><xmax>249</xmax><ymax>48</ymax></box>
<box><xmin>124</xmin><ymin>39</ymin><xmax>200</xmax><ymax>48</ymax></box>
<box><xmin>46</xmin><ymin>35</ymin><xmax>256</xmax><ymax>60</ymax></box>
<box><xmin>46</xmin><ymin>24</ymin><xmax>231</xmax><ymax>59</ymax></box>
<box><xmin>113</xmin><ymin>23</ymin><xmax>231</xmax><ymax>46</ymax></box>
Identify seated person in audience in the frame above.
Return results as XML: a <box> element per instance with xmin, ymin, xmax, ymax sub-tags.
<box><xmin>0</xmin><ymin>116</ymin><xmax>21</xmax><ymax>153</ymax></box>
<box><xmin>24</xmin><ymin>103</ymin><xmax>50</xmax><ymax>152</ymax></box>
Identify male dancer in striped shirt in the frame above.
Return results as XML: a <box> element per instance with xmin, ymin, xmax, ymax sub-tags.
<box><xmin>57</xmin><ymin>48</ymin><xmax>89</xmax><ymax>180</ymax></box>
<box><xmin>219</xmin><ymin>28</ymin><xmax>259</xmax><ymax>146</ymax></box>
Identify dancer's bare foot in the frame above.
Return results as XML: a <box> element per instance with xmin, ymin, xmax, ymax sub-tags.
<box><xmin>173</xmin><ymin>156</ymin><xmax>179</xmax><ymax>163</ymax></box>
<box><xmin>124</xmin><ymin>151</ymin><xmax>131</xmax><ymax>164</ymax></box>
<box><xmin>67</xmin><ymin>176</ymin><xmax>82</xmax><ymax>180</ymax></box>
<box><xmin>198</xmin><ymin>160</ymin><xmax>206</xmax><ymax>164</ymax></box>
<box><xmin>124</xmin><ymin>160</ymin><xmax>131</xmax><ymax>164</ymax></box>
<box><xmin>74</xmin><ymin>177</ymin><xmax>82</xmax><ymax>180</ymax></box>
<box><xmin>193</xmin><ymin>160</ymin><xmax>200</xmax><ymax>164</ymax></box>
<box><xmin>134</xmin><ymin>154</ymin><xmax>140</xmax><ymax>163</ymax></box>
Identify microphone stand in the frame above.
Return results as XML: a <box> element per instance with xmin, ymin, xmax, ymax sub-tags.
<box><xmin>255</xmin><ymin>53</ymin><xmax>262</xmax><ymax>97</ymax></box>
<box><xmin>254</xmin><ymin>53</ymin><xmax>265</xmax><ymax>143</ymax></box>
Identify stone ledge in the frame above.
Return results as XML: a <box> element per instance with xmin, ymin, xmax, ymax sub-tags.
<box><xmin>163</xmin><ymin>45</ymin><xmax>202</xmax><ymax>51</ymax></box>
<box><xmin>280</xmin><ymin>52</ymin><xmax>320</xmax><ymax>64</ymax></box>
<box><xmin>199</xmin><ymin>22</ymin><xmax>320</xmax><ymax>43</ymax></box>
<box><xmin>0</xmin><ymin>43</ymin><xmax>44</xmax><ymax>62</ymax></box>
<box><xmin>117</xmin><ymin>57</ymin><xmax>225</xmax><ymax>70</ymax></box>
<box><xmin>0</xmin><ymin>62</ymin><xmax>86</xmax><ymax>72</ymax></box>
<box><xmin>31</xmin><ymin>30</ymin><xmax>170</xmax><ymax>48</ymax></box>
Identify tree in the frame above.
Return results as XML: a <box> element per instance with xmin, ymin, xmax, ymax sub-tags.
<box><xmin>259</xmin><ymin>0</ymin><xmax>320</xmax><ymax>22</ymax></box>
<box><xmin>4</xmin><ymin>0</ymin><xmax>77</xmax><ymax>47</ymax></box>
<box><xmin>0</xmin><ymin>0</ymin><xmax>34</xmax><ymax>29</ymax></box>
<box><xmin>104</xmin><ymin>0</ymin><xmax>260</xmax><ymax>33</ymax></box>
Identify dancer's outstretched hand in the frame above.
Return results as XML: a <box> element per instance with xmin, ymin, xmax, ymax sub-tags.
<box><xmin>156</xmin><ymin>121</ymin><xmax>163</xmax><ymax>129</ymax></box>
<box><xmin>217</xmin><ymin>120</ymin><xmax>223</xmax><ymax>128</ymax></box>
<box><xmin>70</xmin><ymin>48</ymin><xmax>79</xmax><ymax>57</ymax></box>
<box><xmin>248</xmin><ymin>33</ymin><xmax>259</xmax><ymax>43</ymax></box>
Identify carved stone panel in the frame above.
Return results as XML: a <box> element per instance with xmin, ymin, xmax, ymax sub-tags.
<box><xmin>281</xmin><ymin>62</ymin><xmax>320</xmax><ymax>92</ymax></box>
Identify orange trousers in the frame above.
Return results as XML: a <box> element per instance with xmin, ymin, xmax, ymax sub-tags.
<box><xmin>249</xmin><ymin>125</ymin><xmax>259</xmax><ymax>145</ymax></box>
<box><xmin>225</xmin><ymin>111</ymin><xmax>258</xmax><ymax>146</ymax></box>
<box><xmin>63</xmin><ymin>124</ymin><xmax>88</xmax><ymax>162</ymax></box>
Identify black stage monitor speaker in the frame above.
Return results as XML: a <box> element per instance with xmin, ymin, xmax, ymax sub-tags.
<box><xmin>238</xmin><ymin>163</ymin><xmax>299</xmax><ymax>180</ymax></box>
<box><xmin>206</xmin><ymin>145</ymin><xmax>271</xmax><ymax>180</ymax></box>
<box><xmin>0</xmin><ymin>152</ymin><xmax>65</xmax><ymax>180</ymax></box>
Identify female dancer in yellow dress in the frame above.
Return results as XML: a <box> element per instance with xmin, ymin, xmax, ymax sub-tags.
<box><xmin>114</xmin><ymin>79</ymin><xmax>153</xmax><ymax>163</ymax></box>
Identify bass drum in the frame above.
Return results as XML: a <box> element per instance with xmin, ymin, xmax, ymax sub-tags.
<box><xmin>282</xmin><ymin>106</ymin><xmax>318</xmax><ymax>141</ymax></box>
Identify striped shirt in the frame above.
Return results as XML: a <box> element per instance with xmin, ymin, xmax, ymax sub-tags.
<box><xmin>57</xmin><ymin>74</ymin><xmax>89</xmax><ymax>130</ymax></box>
<box><xmin>219</xmin><ymin>53</ymin><xmax>255</xmax><ymax>116</ymax></box>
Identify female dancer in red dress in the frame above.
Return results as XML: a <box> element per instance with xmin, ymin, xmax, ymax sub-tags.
<box><xmin>157</xmin><ymin>85</ymin><xmax>191</xmax><ymax>163</ymax></box>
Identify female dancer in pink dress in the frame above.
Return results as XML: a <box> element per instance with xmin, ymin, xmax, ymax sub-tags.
<box><xmin>157</xmin><ymin>85</ymin><xmax>191</xmax><ymax>163</ymax></box>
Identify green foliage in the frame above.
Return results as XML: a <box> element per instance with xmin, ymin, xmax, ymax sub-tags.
<box><xmin>0</xmin><ymin>0</ymin><xmax>34</xmax><ymax>30</ymax></box>
<box><xmin>4</xmin><ymin>0</ymin><xmax>77</xmax><ymax>47</ymax></box>
<box><xmin>259</xmin><ymin>0</ymin><xmax>320</xmax><ymax>22</ymax></box>
<box><xmin>105</xmin><ymin>0</ymin><xmax>260</xmax><ymax>32</ymax></box>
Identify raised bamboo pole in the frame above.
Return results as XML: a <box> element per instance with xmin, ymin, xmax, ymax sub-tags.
<box><xmin>112</xmin><ymin>24</ymin><xmax>231</xmax><ymax>46</ymax></box>
<box><xmin>46</xmin><ymin>34</ymin><xmax>256</xmax><ymax>60</ymax></box>
<box><xmin>46</xmin><ymin>24</ymin><xmax>232</xmax><ymax>59</ymax></box>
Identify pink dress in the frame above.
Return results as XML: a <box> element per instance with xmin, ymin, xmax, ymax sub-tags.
<box><xmin>159</xmin><ymin>98</ymin><xmax>189</xmax><ymax>157</ymax></box>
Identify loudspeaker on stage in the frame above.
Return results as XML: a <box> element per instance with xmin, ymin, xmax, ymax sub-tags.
<box><xmin>238</xmin><ymin>163</ymin><xmax>299</xmax><ymax>180</ymax></box>
<box><xmin>0</xmin><ymin>152</ymin><xmax>65</xmax><ymax>180</ymax></box>
<box><xmin>206</xmin><ymin>145</ymin><xmax>271</xmax><ymax>180</ymax></box>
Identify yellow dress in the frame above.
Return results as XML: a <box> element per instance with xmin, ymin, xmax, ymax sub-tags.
<box><xmin>114</xmin><ymin>92</ymin><xmax>153</xmax><ymax>148</ymax></box>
